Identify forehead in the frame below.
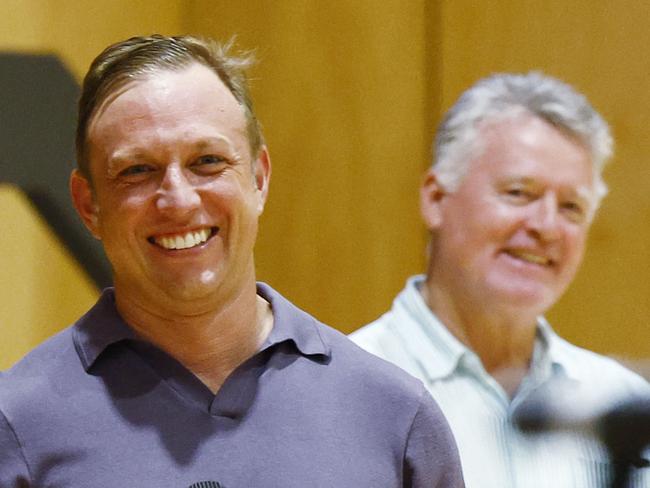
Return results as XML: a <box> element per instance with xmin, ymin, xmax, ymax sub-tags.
<box><xmin>467</xmin><ymin>114</ymin><xmax>595</xmax><ymax>188</ymax></box>
<box><xmin>86</xmin><ymin>63</ymin><xmax>247</xmax><ymax>157</ymax></box>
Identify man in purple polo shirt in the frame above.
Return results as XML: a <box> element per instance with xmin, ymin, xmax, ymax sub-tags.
<box><xmin>0</xmin><ymin>35</ymin><xmax>463</xmax><ymax>487</ymax></box>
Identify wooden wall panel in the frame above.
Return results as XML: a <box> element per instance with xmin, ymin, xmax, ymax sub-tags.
<box><xmin>188</xmin><ymin>0</ymin><xmax>432</xmax><ymax>331</ymax></box>
<box><xmin>0</xmin><ymin>0</ymin><xmax>184</xmax><ymax>78</ymax></box>
<box><xmin>0</xmin><ymin>186</ymin><xmax>98</xmax><ymax>369</ymax></box>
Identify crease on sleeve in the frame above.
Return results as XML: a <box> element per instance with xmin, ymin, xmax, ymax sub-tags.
<box><xmin>403</xmin><ymin>386</ymin><xmax>464</xmax><ymax>487</ymax></box>
<box><xmin>0</xmin><ymin>407</ymin><xmax>32</xmax><ymax>486</ymax></box>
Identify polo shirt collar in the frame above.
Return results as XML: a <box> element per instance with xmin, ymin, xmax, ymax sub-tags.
<box><xmin>73</xmin><ymin>288</ymin><xmax>137</xmax><ymax>371</ymax></box>
<box><xmin>535</xmin><ymin>316</ymin><xmax>580</xmax><ymax>383</ymax></box>
<box><xmin>395</xmin><ymin>275</ymin><xmax>575</xmax><ymax>385</ymax></box>
<box><xmin>73</xmin><ymin>283</ymin><xmax>330</xmax><ymax>372</ymax></box>
<box><xmin>392</xmin><ymin>275</ymin><xmax>466</xmax><ymax>382</ymax></box>
<box><xmin>256</xmin><ymin>282</ymin><xmax>331</xmax><ymax>358</ymax></box>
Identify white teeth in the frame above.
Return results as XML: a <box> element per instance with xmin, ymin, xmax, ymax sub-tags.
<box><xmin>509</xmin><ymin>250</ymin><xmax>550</xmax><ymax>266</ymax></box>
<box><xmin>154</xmin><ymin>228</ymin><xmax>212</xmax><ymax>250</ymax></box>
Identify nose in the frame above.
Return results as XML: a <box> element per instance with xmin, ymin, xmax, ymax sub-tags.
<box><xmin>155</xmin><ymin>164</ymin><xmax>201</xmax><ymax>217</ymax></box>
<box><xmin>527</xmin><ymin>193</ymin><xmax>560</xmax><ymax>241</ymax></box>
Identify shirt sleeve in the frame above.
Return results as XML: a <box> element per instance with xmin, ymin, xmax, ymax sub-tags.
<box><xmin>403</xmin><ymin>387</ymin><xmax>465</xmax><ymax>488</ymax></box>
<box><xmin>0</xmin><ymin>408</ymin><xmax>32</xmax><ymax>487</ymax></box>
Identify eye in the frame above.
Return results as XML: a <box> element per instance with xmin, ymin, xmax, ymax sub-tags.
<box><xmin>118</xmin><ymin>164</ymin><xmax>155</xmax><ymax>178</ymax></box>
<box><xmin>507</xmin><ymin>188</ymin><xmax>526</xmax><ymax>197</ymax></box>
<box><xmin>192</xmin><ymin>155</ymin><xmax>227</xmax><ymax>174</ymax></box>
<box><xmin>502</xmin><ymin>186</ymin><xmax>534</xmax><ymax>203</ymax></box>
<box><xmin>197</xmin><ymin>155</ymin><xmax>226</xmax><ymax>165</ymax></box>
<box><xmin>560</xmin><ymin>201</ymin><xmax>587</xmax><ymax>222</ymax></box>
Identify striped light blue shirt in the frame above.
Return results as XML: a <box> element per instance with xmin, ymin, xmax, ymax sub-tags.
<box><xmin>351</xmin><ymin>275</ymin><xmax>650</xmax><ymax>488</ymax></box>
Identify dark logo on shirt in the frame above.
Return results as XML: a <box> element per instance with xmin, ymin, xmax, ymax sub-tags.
<box><xmin>188</xmin><ymin>482</ymin><xmax>225</xmax><ymax>488</ymax></box>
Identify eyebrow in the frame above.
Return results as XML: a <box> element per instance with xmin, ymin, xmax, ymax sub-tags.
<box><xmin>499</xmin><ymin>176</ymin><xmax>536</xmax><ymax>186</ymax></box>
<box><xmin>109</xmin><ymin>136</ymin><xmax>236</xmax><ymax>160</ymax></box>
<box><xmin>105</xmin><ymin>135</ymin><xmax>245</xmax><ymax>175</ymax></box>
<box><xmin>190</xmin><ymin>136</ymin><xmax>243</xmax><ymax>162</ymax></box>
<box><xmin>106</xmin><ymin>151</ymin><xmax>149</xmax><ymax>176</ymax></box>
<box><xmin>500</xmin><ymin>176</ymin><xmax>594</xmax><ymax>201</ymax></box>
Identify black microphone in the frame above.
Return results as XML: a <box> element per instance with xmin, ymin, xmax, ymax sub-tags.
<box><xmin>515</xmin><ymin>392</ymin><xmax>650</xmax><ymax>488</ymax></box>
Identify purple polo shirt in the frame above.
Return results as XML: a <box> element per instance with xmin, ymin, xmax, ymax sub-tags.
<box><xmin>0</xmin><ymin>283</ymin><xmax>463</xmax><ymax>487</ymax></box>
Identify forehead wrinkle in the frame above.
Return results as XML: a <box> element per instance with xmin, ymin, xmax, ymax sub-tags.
<box><xmin>92</xmin><ymin>69</ymin><xmax>246</xmax><ymax>132</ymax></box>
<box><xmin>192</xmin><ymin>135</ymin><xmax>235</xmax><ymax>149</ymax></box>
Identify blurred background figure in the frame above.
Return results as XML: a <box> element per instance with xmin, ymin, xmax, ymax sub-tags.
<box><xmin>352</xmin><ymin>72</ymin><xmax>650</xmax><ymax>488</ymax></box>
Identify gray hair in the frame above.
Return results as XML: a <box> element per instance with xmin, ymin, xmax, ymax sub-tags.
<box><xmin>433</xmin><ymin>72</ymin><xmax>613</xmax><ymax>203</ymax></box>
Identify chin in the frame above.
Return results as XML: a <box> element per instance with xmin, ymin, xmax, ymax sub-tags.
<box><xmin>507</xmin><ymin>292</ymin><xmax>556</xmax><ymax>316</ymax></box>
<box><xmin>488</xmin><ymin>281</ymin><xmax>557</xmax><ymax>314</ymax></box>
<box><xmin>159</xmin><ymin>273</ymin><xmax>221</xmax><ymax>301</ymax></box>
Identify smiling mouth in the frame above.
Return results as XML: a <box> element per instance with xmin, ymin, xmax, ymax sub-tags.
<box><xmin>148</xmin><ymin>227</ymin><xmax>218</xmax><ymax>250</ymax></box>
<box><xmin>505</xmin><ymin>249</ymin><xmax>553</xmax><ymax>267</ymax></box>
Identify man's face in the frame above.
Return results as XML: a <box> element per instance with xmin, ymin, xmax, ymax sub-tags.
<box><xmin>422</xmin><ymin>113</ymin><xmax>595</xmax><ymax>317</ymax></box>
<box><xmin>71</xmin><ymin>63</ymin><xmax>270</xmax><ymax>303</ymax></box>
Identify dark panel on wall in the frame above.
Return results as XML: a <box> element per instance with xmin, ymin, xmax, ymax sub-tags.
<box><xmin>0</xmin><ymin>53</ymin><xmax>111</xmax><ymax>288</ymax></box>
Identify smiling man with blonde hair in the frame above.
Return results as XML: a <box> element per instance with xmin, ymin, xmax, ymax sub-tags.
<box><xmin>0</xmin><ymin>35</ymin><xmax>463</xmax><ymax>487</ymax></box>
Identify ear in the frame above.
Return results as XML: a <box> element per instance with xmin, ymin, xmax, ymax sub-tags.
<box><xmin>70</xmin><ymin>169</ymin><xmax>101</xmax><ymax>240</ymax></box>
<box><xmin>252</xmin><ymin>145</ymin><xmax>271</xmax><ymax>213</ymax></box>
<box><xmin>420</xmin><ymin>168</ymin><xmax>447</xmax><ymax>231</ymax></box>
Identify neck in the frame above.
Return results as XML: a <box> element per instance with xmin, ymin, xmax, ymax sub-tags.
<box><xmin>421</xmin><ymin>278</ymin><xmax>537</xmax><ymax>397</ymax></box>
<box><xmin>114</xmin><ymin>281</ymin><xmax>274</xmax><ymax>393</ymax></box>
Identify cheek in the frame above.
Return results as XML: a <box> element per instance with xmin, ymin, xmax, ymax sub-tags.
<box><xmin>96</xmin><ymin>192</ymin><xmax>150</xmax><ymax>236</ymax></box>
<box><xmin>558</xmin><ymin>229</ymin><xmax>588</xmax><ymax>281</ymax></box>
<box><xmin>565</xmin><ymin>232</ymin><xmax>587</xmax><ymax>263</ymax></box>
<box><xmin>453</xmin><ymin>204</ymin><xmax>512</xmax><ymax>244</ymax></box>
<box><xmin>202</xmin><ymin>179</ymin><xmax>259</xmax><ymax>214</ymax></box>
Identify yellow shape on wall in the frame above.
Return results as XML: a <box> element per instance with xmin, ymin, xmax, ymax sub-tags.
<box><xmin>0</xmin><ymin>184</ymin><xmax>99</xmax><ymax>370</ymax></box>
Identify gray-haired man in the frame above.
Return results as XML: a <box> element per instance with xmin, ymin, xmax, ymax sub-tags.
<box><xmin>352</xmin><ymin>72</ymin><xmax>650</xmax><ymax>488</ymax></box>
